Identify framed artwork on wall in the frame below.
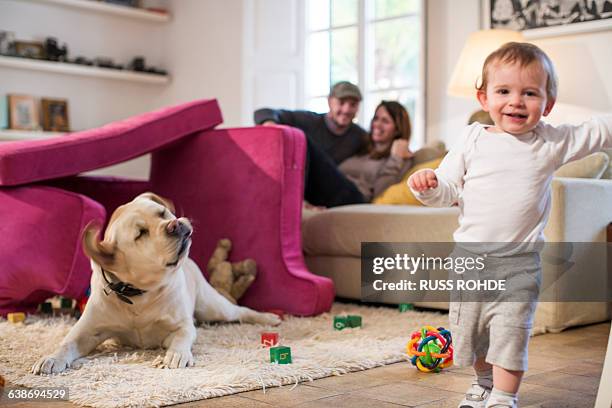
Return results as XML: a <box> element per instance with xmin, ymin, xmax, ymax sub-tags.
<box><xmin>41</xmin><ymin>98</ymin><xmax>70</xmax><ymax>132</ymax></box>
<box><xmin>8</xmin><ymin>94</ymin><xmax>39</xmax><ymax>131</ymax></box>
<box><xmin>482</xmin><ymin>0</ymin><xmax>612</xmax><ymax>39</ymax></box>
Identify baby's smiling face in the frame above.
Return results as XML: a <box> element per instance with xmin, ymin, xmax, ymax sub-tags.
<box><xmin>477</xmin><ymin>61</ymin><xmax>555</xmax><ymax>135</ymax></box>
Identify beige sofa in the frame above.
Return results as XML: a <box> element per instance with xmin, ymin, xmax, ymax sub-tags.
<box><xmin>303</xmin><ymin>159</ymin><xmax>612</xmax><ymax>334</ymax></box>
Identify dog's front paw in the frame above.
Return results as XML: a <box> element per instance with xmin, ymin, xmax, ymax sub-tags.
<box><xmin>154</xmin><ymin>349</ymin><xmax>194</xmax><ymax>369</ymax></box>
<box><xmin>31</xmin><ymin>356</ymin><xmax>70</xmax><ymax>375</ymax></box>
<box><xmin>253</xmin><ymin>312</ymin><xmax>282</xmax><ymax>326</ymax></box>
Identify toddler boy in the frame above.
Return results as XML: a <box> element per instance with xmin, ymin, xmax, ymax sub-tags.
<box><xmin>409</xmin><ymin>42</ymin><xmax>612</xmax><ymax>408</ymax></box>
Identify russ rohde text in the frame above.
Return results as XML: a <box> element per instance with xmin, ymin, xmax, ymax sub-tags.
<box><xmin>372</xmin><ymin>279</ymin><xmax>506</xmax><ymax>291</ymax></box>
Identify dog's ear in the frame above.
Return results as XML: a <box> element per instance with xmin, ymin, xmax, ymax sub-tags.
<box><xmin>82</xmin><ymin>221</ymin><xmax>115</xmax><ymax>269</ymax></box>
<box><xmin>135</xmin><ymin>192</ymin><xmax>175</xmax><ymax>214</ymax></box>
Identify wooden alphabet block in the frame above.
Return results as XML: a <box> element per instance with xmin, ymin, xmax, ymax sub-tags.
<box><xmin>346</xmin><ymin>315</ymin><xmax>362</xmax><ymax>328</ymax></box>
<box><xmin>7</xmin><ymin>312</ymin><xmax>25</xmax><ymax>323</ymax></box>
<box><xmin>261</xmin><ymin>332</ymin><xmax>279</xmax><ymax>347</ymax></box>
<box><xmin>270</xmin><ymin>346</ymin><xmax>292</xmax><ymax>364</ymax></box>
<box><xmin>398</xmin><ymin>303</ymin><xmax>414</xmax><ymax>312</ymax></box>
<box><xmin>333</xmin><ymin>316</ymin><xmax>348</xmax><ymax>330</ymax></box>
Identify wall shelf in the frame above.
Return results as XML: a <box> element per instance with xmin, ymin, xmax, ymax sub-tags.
<box><xmin>30</xmin><ymin>0</ymin><xmax>170</xmax><ymax>23</ymax></box>
<box><xmin>0</xmin><ymin>56</ymin><xmax>170</xmax><ymax>85</ymax></box>
<box><xmin>0</xmin><ymin>129</ymin><xmax>65</xmax><ymax>141</ymax></box>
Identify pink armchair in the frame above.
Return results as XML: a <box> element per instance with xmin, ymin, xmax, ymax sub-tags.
<box><xmin>0</xmin><ymin>99</ymin><xmax>334</xmax><ymax>317</ymax></box>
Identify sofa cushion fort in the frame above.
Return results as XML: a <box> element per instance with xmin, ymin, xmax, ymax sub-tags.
<box><xmin>0</xmin><ymin>187</ymin><xmax>106</xmax><ymax>316</ymax></box>
<box><xmin>0</xmin><ymin>99</ymin><xmax>222</xmax><ymax>186</ymax></box>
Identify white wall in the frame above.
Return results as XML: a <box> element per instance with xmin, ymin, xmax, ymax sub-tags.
<box><xmin>426</xmin><ymin>0</ymin><xmax>481</xmax><ymax>146</ymax></box>
<box><xmin>157</xmin><ymin>0</ymin><xmax>243</xmax><ymax>127</ymax></box>
<box><xmin>534</xmin><ymin>30</ymin><xmax>612</xmax><ymax>125</ymax></box>
<box><xmin>241</xmin><ymin>0</ymin><xmax>305</xmax><ymax>129</ymax></box>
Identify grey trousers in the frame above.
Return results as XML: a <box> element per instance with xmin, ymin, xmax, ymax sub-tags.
<box><xmin>449</xmin><ymin>249</ymin><xmax>541</xmax><ymax>371</ymax></box>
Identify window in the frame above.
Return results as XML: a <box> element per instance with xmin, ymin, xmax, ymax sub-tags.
<box><xmin>305</xmin><ymin>0</ymin><xmax>425</xmax><ymax>147</ymax></box>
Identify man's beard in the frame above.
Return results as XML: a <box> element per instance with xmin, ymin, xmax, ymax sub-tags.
<box><xmin>330</xmin><ymin>114</ymin><xmax>351</xmax><ymax>129</ymax></box>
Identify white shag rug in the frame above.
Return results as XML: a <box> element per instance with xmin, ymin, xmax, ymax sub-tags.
<box><xmin>0</xmin><ymin>303</ymin><xmax>448</xmax><ymax>407</ymax></box>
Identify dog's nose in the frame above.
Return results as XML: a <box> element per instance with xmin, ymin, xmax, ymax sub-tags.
<box><xmin>166</xmin><ymin>219</ymin><xmax>191</xmax><ymax>237</ymax></box>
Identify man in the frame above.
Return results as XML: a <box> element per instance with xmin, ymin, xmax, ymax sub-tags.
<box><xmin>254</xmin><ymin>81</ymin><xmax>368</xmax><ymax>164</ymax></box>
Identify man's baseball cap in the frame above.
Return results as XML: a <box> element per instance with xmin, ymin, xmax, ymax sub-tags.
<box><xmin>329</xmin><ymin>81</ymin><xmax>362</xmax><ymax>101</ymax></box>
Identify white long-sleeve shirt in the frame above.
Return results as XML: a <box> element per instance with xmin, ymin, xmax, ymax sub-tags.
<box><xmin>411</xmin><ymin>117</ymin><xmax>612</xmax><ymax>254</ymax></box>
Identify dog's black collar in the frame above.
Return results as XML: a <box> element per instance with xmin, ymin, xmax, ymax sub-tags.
<box><xmin>101</xmin><ymin>268</ymin><xmax>147</xmax><ymax>305</ymax></box>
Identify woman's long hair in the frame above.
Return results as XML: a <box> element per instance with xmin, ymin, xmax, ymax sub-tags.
<box><xmin>361</xmin><ymin>101</ymin><xmax>412</xmax><ymax>159</ymax></box>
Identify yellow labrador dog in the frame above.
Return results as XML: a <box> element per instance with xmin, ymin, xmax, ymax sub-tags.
<box><xmin>32</xmin><ymin>192</ymin><xmax>280</xmax><ymax>375</ymax></box>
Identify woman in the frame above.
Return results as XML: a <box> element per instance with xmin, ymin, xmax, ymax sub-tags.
<box><xmin>305</xmin><ymin>100</ymin><xmax>414</xmax><ymax>207</ymax></box>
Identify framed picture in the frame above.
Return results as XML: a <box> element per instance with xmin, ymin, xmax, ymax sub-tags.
<box><xmin>0</xmin><ymin>96</ymin><xmax>8</xmax><ymax>129</ymax></box>
<box><xmin>41</xmin><ymin>98</ymin><xmax>70</xmax><ymax>132</ymax></box>
<box><xmin>8</xmin><ymin>94</ymin><xmax>39</xmax><ymax>131</ymax></box>
<box><xmin>14</xmin><ymin>41</ymin><xmax>45</xmax><ymax>59</ymax></box>
<box><xmin>482</xmin><ymin>0</ymin><xmax>612</xmax><ymax>39</ymax></box>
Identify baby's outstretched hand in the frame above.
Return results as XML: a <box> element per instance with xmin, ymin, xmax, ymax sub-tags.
<box><xmin>408</xmin><ymin>169</ymin><xmax>438</xmax><ymax>192</ymax></box>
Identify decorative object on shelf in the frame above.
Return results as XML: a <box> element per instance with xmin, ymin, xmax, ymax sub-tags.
<box><xmin>0</xmin><ymin>96</ymin><xmax>7</xmax><ymax>130</ymax></box>
<box><xmin>128</xmin><ymin>56</ymin><xmax>146</xmax><ymax>72</ymax></box>
<box><xmin>147</xmin><ymin>66</ymin><xmax>166</xmax><ymax>76</ymax></box>
<box><xmin>94</xmin><ymin>57</ymin><xmax>124</xmax><ymax>70</ymax></box>
<box><xmin>44</xmin><ymin>37</ymin><xmax>68</xmax><ymax>62</ymax></box>
<box><xmin>73</xmin><ymin>56</ymin><xmax>94</xmax><ymax>66</ymax></box>
<box><xmin>41</xmin><ymin>98</ymin><xmax>70</xmax><ymax>132</ymax></box>
<box><xmin>0</xmin><ymin>30</ymin><xmax>169</xmax><ymax>81</ymax></box>
<box><xmin>14</xmin><ymin>41</ymin><xmax>45</xmax><ymax>59</ymax></box>
<box><xmin>0</xmin><ymin>31</ymin><xmax>16</xmax><ymax>56</ymax></box>
<box><xmin>7</xmin><ymin>94</ymin><xmax>40</xmax><ymax>131</ymax></box>
<box><xmin>105</xmin><ymin>0</ymin><xmax>140</xmax><ymax>7</ymax></box>
<box><xmin>127</xmin><ymin>56</ymin><xmax>167</xmax><ymax>76</ymax></box>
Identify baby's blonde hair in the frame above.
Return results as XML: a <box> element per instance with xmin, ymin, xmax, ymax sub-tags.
<box><xmin>478</xmin><ymin>42</ymin><xmax>558</xmax><ymax>100</ymax></box>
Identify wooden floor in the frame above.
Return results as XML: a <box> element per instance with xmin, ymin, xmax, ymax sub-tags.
<box><xmin>3</xmin><ymin>322</ymin><xmax>609</xmax><ymax>408</ymax></box>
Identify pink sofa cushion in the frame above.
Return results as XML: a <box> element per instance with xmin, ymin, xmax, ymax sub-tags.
<box><xmin>45</xmin><ymin>175</ymin><xmax>152</xmax><ymax>221</ymax></box>
<box><xmin>0</xmin><ymin>99</ymin><xmax>223</xmax><ymax>186</ymax></box>
<box><xmin>150</xmin><ymin>126</ymin><xmax>335</xmax><ymax>316</ymax></box>
<box><xmin>0</xmin><ymin>186</ymin><xmax>106</xmax><ymax>316</ymax></box>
